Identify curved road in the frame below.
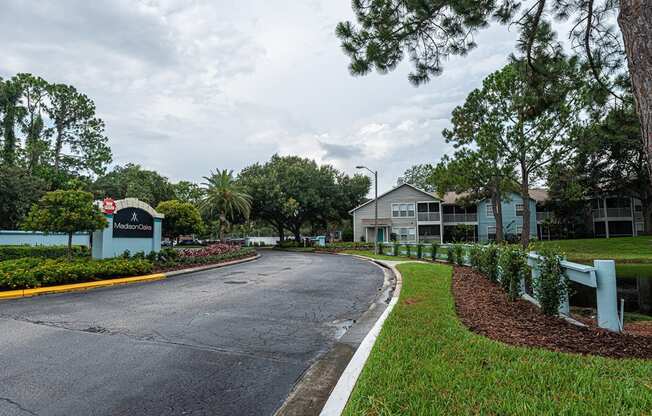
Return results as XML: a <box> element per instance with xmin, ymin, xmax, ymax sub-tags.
<box><xmin>0</xmin><ymin>251</ymin><xmax>384</xmax><ymax>416</ymax></box>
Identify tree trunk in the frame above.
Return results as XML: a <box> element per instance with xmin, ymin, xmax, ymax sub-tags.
<box><xmin>618</xmin><ymin>2</ymin><xmax>652</xmax><ymax>190</ymax></box>
<box><xmin>520</xmin><ymin>162</ymin><xmax>531</xmax><ymax>248</ymax></box>
<box><xmin>276</xmin><ymin>223</ymin><xmax>285</xmax><ymax>243</ymax></box>
<box><xmin>67</xmin><ymin>232</ymin><xmax>73</xmax><ymax>261</ymax></box>
<box><xmin>54</xmin><ymin>126</ymin><xmax>64</xmax><ymax>171</ymax></box>
<box><xmin>491</xmin><ymin>190</ymin><xmax>504</xmax><ymax>243</ymax></box>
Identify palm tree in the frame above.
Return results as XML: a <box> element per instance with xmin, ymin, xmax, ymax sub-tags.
<box><xmin>201</xmin><ymin>169</ymin><xmax>252</xmax><ymax>241</ymax></box>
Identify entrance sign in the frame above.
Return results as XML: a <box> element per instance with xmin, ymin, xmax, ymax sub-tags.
<box><xmin>113</xmin><ymin>207</ymin><xmax>154</xmax><ymax>238</ymax></box>
<box><xmin>91</xmin><ymin>198</ymin><xmax>164</xmax><ymax>259</ymax></box>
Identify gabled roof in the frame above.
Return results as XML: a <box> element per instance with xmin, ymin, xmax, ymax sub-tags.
<box><xmin>349</xmin><ymin>183</ymin><xmax>441</xmax><ymax>214</ymax></box>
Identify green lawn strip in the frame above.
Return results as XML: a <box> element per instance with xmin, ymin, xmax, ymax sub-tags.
<box><xmin>537</xmin><ymin>236</ymin><xmax>652</xmax><ymax>263</ymax></box>
<box><xmin>343</xmin><ymin>263</ymin><xmax>652</xmax><ymax>415</ymax></box>
<box><xmin>624</xmin><ymin>311</ymin><xmax>652</xmax><ymax>323</ymax></box>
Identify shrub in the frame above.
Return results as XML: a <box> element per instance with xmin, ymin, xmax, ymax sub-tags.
<box><xmin>446</xmin><ymin>245</ymin><xmax>455</xmax><ymax>263</ymax></box>
<box><xmin>0</xmin><ymin>257</ymin><xmax>153</xmax><ymax>290</ymax></box>
<box><xmin>431</xmin><ymin>243</ymin><xmax>439</xmax><ymax>260</ymax></box>
<box><xmin>0</xmin><ymin>245</ymin><xmax>88</xmax><ymax>261</ymax></box>
<box><xmin>498</xmin><ymin>245</ymin><xmax>528</xmax><ymax>301</ymax></box>
<box><xmin>405</xmin><ymin>244</ymin><xmax>412</xmax><ymax>257</ymax></box>
<box><xmin>324</xmin><ymin>242</ymin><xmax>374</xmax><ymax>250</ymax></box>
<box><xmin>454</xmin><ymin>244</ymin><xmax>465</xmax><ymax>266</ymax></box>
<box><xmin>468</xmin><ymin>244</ymin><xmax>483</xmax><ymax>269</ymax></box>
<box><xmin>416</xmin><ymin>244</ymin><xmax>423</xmax><ymax>259</ymax></box>
<box><xmin>165</xmin><ymin>247</ymin><xmax>255</xmax><ymax>266</ymax></box>
<box><xmin>278</xmin><ymin>240</ymin><xmax>302</xmax><ymax>248</ymax></box>
<box><xmin>393</xmin><ymin>242</ymin><xmax>400</xmax><ymax>256</ymax></box>
<box><xmin>481</xmin><ymin>244</ymin><xmax>500</xmax><ymax>282</ymax></box>
<box><xmin>378</xmin><ymin>243</ymin><xmax>384</xmax><ymax>255</ymax></box>
<box><xmin>533</xmin><ymin>247</ymin><xmax>569</xmax><ymax>316</ymax></box>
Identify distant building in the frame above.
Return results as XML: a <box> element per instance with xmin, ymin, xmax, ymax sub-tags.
<box><xmin>349</xmin><ymin>182</ymin><xmax>644</xmax><ymax>243</ymax></box>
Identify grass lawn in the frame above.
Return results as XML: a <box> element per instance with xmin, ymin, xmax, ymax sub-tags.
<box><xmin>343</xmin><ymin>262</ymin><xmax>652</xmax><ymax>415</ymax></box>
<box><xmin>536</xmin><ymin>236</ymin><xmax>652</xmax><ymax>263</ymax></box>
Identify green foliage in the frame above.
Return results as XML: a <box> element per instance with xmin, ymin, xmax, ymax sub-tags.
<box><xmin>498</xmin><ymin>245</ymin><xmax>528</xmax><ymax>301</ymax></box>
<box><xmin>394</xmin><ymin>242</ymin><xmax>400</xmax><ymax>256</ymax></box>
<box><xmin>453</xmin><ymin>244</ymin><xmax>465</xmax><ymax>266</ymax></box>
<box><xmin>324</xmin><ymin>242</ymin><xmax>374</xmax><ymax>250</ymax></box>
<box><xmin>93</xmin><ymin>163</ymin><xmax>177</xmax><ymax>208</ymax></box>
<box><xmin>238</xmin><ymin>154</ymin><xmax>370</xmax><ymax>241</ymax></box>
<box><xmin>446</xmin><ymin>245</ymin><xmax>455</xmax><ymax>263</ymax></box>
<box><xmin>343</xmin><ymin>263</ymin><xmax>652</xmax><ymax>415</ymax></box>
<box><xmin>431</xmin><ymin>243</ymin><xmax>439</xmax><ymax>260</ymax></box>
<box><xmin>405</xmin><ymin>244</ymin><xmax>412</xmax><ymax>257</ymax></box>
<box><xmin>481</xmin><ymin>244</ymin><xmax>500</xmax><ymax>282</ymax></box>
<box><xmin>402</xmin><ymin>164</ymin><xmax>435</xmax><ymax>191</ymax></box>
<box><xmin>416</xmin><ymin>244</ymin><xmax>423</xmax><ymax>259</ymax></box>
<box><xmin>0</xmin><ymin>257</ymin><xmax>152</xmax><ymax>290</ymax></box>
<box><xmin>201</xmin><ymin>169</ymin><xmax>252</xmax><ymax>240</ymax></box>
<box><xmin>377</xmin><ymin>243</ymin><xmax>384</xmax><ymax>255</ymax></box>
<box><xmin>22</xmin><ymin>190</ymin><xmax>107</xmax><ymax>258</ymax></box>
<box><xmin>468</xmin><ymin>245</ymin><xmax>483</xmax><ymax>269</ymax></box>
<box><xmin>158</xmin><ymin>247</ymin><xmax>255</xmax><ymax>267</ymax></box>
<box><xmin>156</xmin><ymin>200</ymin><xmax>204</xmax><ymax>241</ymax></box>
<box><xmin>533</xmin><ymin>247</ymin><xmax>569</xmax><ymax>316</ymax></box>
<box><xmin>0</xmin><ymin>164</ymin><xmax>46</xmax><ymax>229</ymax></box>
<box><xmin>0</xmin><ymin>245</ymin><xmax>88</xmax><ymax>261</ymax></box>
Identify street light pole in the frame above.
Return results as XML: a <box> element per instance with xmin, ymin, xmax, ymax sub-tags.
<box><xmin>357</xmin><ymin>166</ymin><xmax>379</xmax><ymax>255</ymax></box>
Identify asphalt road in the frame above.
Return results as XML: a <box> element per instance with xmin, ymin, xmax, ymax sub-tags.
<box><xmin>0</xmin><ymin>251</ymin><xmax>384</xmax><ymax>416</ymax></box>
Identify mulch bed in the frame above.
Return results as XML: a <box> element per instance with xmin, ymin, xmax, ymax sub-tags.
<box><xmin>452</xmin><ymin>265</ymin><xmax>652</xmax><ymax>359</ymax></box>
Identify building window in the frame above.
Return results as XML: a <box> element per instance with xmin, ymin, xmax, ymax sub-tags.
<box><xmin>515</xmin><ymin>203</ymin><xmax>524</xmax><ymax>216</ymax></box>
<box><xmin>392</xmin><ymin>203</ymin><xmax>415</xmax><ymax>218</ymax></box>
<box><xmin>516</xmin><ymin>225</ymin><xmax>523</xmax><ymax>235</ymax></box>
<box><xmin>487</xmin><ymin>225</ymin><xmax>496</xmax><ymax>241</ymax></box>
<box><xmin>392</xmin><ymin>227</ymin><xmax>416</xmax><ymax>241</ymax></box>
<box><xmin>486</xmin><ymin>204</ymin><xmax>494</xmax><ymax>217</ymax></box>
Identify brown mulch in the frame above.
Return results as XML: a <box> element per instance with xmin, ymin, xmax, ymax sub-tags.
<box><xmin>452</xmin><ymin>265</ymin><xmax>652</xmax><ymax>359</ymax></box>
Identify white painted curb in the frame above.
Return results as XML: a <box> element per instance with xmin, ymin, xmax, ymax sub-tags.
<box><xmin>319</xmin><ymin>260</ymin><xmax>404</xmax><ymax>416</ymax></box>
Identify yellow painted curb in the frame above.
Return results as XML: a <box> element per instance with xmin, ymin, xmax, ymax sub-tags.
<box><xmin>0</xmin><ymin>273</ymin><xmax>166</xmax><ymax>300</ymax></box>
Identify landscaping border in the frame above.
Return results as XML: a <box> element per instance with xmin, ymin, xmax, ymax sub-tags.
<box><xmin>0</xmin><ymin>253</ymin><xmax>260</xmax><ymax>300</ymax></box>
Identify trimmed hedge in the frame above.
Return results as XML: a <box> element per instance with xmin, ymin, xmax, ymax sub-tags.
<box><xmin>324</xmin><ymin>242</ymin><xmax>375</xmax><ymax>250</ymax></box>
<box><xmin>158</xmin><ymin>247</ymin><xmax>256</xmax><ymax>267</ymax></box>
<box><xmin>0</xmin><ymin>257</ymin><xmax>153</xmax><ymax>290</ymax></box>
<box><xmin>0</xmin><ymin>245</ymin><xmax>89</xmax><ymax>261</ymax></box>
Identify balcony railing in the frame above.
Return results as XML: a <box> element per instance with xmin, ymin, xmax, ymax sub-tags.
<box><xmin>593</xmin><ymin>208</ymin><xmax>633</xmax><ymax>219</ymax></box>
<box><xmin>635</xmin><ymin>212</ymin><xmax>644</xmax><ymax>222</ymax></box>
<box><xmin>442</xmin><ymin>213</ymin><xmax>478</xmax><ymax>223</ymax></box>
<box><xmin>536</xmin><ymin>212</ymin><xmax>553</xmax><ymax>221</ymax></box>
<box><xmin>417</xmin><ymin>212</ymin><xmax>441</xmax><ymax>222</ymax></box>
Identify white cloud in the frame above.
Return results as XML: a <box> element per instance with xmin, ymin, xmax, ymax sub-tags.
<box><xmin>0</xmin><ymin>0</ymin><xmax>520</xmax><ymax>192</ymax></box>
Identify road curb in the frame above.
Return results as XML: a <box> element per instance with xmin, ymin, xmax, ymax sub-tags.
<box><xmin>0</xmin><ymin>253</ymin><xmax>261</xmax><ymax>300</ymax></box>
<box><xmin>318</xmin><ymin>257</ymin><xmax>404</xmax><ymax>416</ymax></box>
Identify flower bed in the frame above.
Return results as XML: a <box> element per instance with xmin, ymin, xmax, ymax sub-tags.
<box><xmin>154</xmin><ymin>244</ymin><xmax>256</xmax><ymax>271</ymax></box>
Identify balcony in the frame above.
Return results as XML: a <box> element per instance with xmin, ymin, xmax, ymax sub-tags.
<box><xmin>417</xmin><ymin>212</ymin><xmax>441</xmax><ymax>222</ymax></box>
<box><xmin>536</xmin><ymin>212</ymin><xmax>553</xmax><ymax>222</ymax></box>
<box><xmin>593</xmin><ymin>208</ymin><xmax>633</xmax><ymax>219</ymax></box>
<box><xmin>442</xmin><ymin>213</ymin><xmax>478</xmax><ymax>223</ymax></box>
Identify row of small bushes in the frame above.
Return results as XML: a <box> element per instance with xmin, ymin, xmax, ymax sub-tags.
<box><xmin>325</xmin><ymin>242</ymin><xmax>375</xmax><ymax>251</ymax></box>
<box><xmin>157</xmin><ymin>247</ymin><xmax>256</xmax><ymax>267</ymax></box>
<box><xmin>0</xmin><ymin>257</ymin><xmax>153</xmax><ymax>290</ymax></box>
<box><xmin>0</xmin><ymin>245</ymin><xmax>89</xmax><ymax>261</ymax></box>
<box><xmin>466</xmin><ymin>243</ymin><xmax>568</xmax><ymax>316</ymax></box>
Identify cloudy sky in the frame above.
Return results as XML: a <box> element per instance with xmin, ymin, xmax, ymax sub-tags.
<box><xmin>1</xmin><ymin>0</ymin><xmax>520</xmax><ymax>192</ymax></box>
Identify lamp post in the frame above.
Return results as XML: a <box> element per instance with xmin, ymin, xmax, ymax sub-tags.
<box><xmin>356</xmin><ymin>165</ymin><xmax>378</xmax><ymax>254</ymax></box>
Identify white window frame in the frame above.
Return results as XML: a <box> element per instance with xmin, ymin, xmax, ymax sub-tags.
<box><xmin>487</xmin><ymin>225</ymin><xmax>496</xmax><ymax>235</ymax></box>
<box><xmin>515</xmin><ymin>203</ymin><xmax>525</xmax><ymax>216</ymax></box>
<box><xmin>486</xmin><ymin>204</ymin><xmax>494</xmax><ymax>217</ymax></box>
<box><xmin>391</xmin><ymin>203</ymin><xmax>416</xmax><ymax>218</ymax></box>
<box><xmin>392</xmin><ymin>227</ymin><xmax>416</xmax><ymax>242</ymax></box>
<box><xmin>516</xmin><ymin>224</ymin><xmax>523</xmax><ymax>235</ymax></box>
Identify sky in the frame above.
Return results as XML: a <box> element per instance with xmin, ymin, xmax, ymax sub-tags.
<box><xmin>0</xmin><ymin>0</ymin><xmax>521</xmax><ymax>192</ymax></box>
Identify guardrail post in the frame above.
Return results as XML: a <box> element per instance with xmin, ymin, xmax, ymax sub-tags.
<box><xmin>594</xmin><ymin>260</ymin><xmax>620</xmax><ymax>332</ymax></box>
